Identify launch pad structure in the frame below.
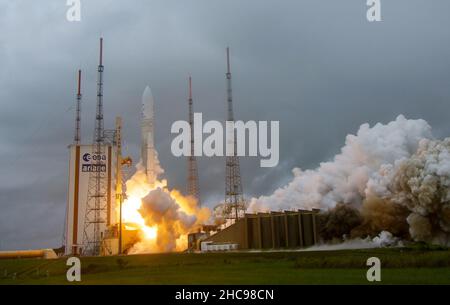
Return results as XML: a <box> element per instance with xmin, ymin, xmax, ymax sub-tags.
<box><xmin>65</xmin><ymin>38</ymin><xmax>133</xmax><ymax>257</ymax></box>
<box><xmin>64</xmin><ymin>41</ymin><xmax>313</xmax><ymax>257</ymax></box>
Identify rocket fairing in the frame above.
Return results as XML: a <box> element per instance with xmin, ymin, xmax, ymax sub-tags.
<box><xmin>141</xmin><ymin>86</ymin><xmax>162</xmax><ymax>184</ymax></box>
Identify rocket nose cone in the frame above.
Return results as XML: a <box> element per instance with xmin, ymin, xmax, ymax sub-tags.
<box><xmin>143</xmin><ymin>86</ymin><xmax>152</xmax><ymax>99</ymax></box>
<box><xmin>142</xmin><ymin>86</ymin><xmax>154</xmax><ymax>118</ymax></box>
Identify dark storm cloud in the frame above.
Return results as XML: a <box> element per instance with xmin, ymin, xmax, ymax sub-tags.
<box><xmin>1</xmin><ymin>0</ymin><xmax>450</xmax><ymax>249</ymax></box>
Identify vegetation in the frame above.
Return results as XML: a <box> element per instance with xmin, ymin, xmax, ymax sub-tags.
<box><xmin>0</xmin><ymin>247</ymin><xmax>449</xmax><ymax>285</ymax></box>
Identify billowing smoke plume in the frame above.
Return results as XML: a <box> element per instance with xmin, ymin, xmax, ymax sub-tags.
<box><xmin>249</xmin><ymin>115</ymin><xmax>431</xmax><ymax>211</ymax></box>
<box><xmin>249</xmin><ymin>115</ymin><xmax>450</xmax><ymax>246</ymax></box>
<box><xmin>354</xmin><ymin>196</ymin><xmax>410</xmax><ymax>239</ymax></box>
<box><xmin>318</xmin><ymin>204</ymin><xmax>362</xmax><ymax>242</ymax></box>
<box><xmin>139</xmin><ymin>188</ymin><xmax>197</xmax><ymax>252</ymax></box>
<box><xmin>121</xmin><ymin>165</ymin><xmax>210</xmax><ymax>253</ymax></box>
<box><xmin>374</xmin><ymin>138</ymin><xmax>450</xmax><ymax>245</ymax></box>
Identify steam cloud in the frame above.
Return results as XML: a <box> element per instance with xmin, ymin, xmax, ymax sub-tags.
<box><xmin>249</xmin><ymin>115</ymin><xmax>450</xmax><ymax>246</ymax></box>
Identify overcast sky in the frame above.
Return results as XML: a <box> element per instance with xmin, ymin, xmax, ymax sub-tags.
<box><xmin>1</xmin><ymin>0</ymin><xmax>450</xmax><ymax>250</ymax></box>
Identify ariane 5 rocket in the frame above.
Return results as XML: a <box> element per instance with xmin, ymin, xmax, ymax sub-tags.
<box><xmin>141</xmin><ymin>86</ymin><xmax>162</xmax><ymax>184</ymax></box>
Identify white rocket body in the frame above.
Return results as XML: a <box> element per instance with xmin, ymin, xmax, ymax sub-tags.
<box><xmin>141</xmin><ymin>86</ymin><xmax>161</xmax><ymax>183</ymax></box>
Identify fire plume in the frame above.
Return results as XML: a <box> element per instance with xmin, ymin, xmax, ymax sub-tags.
<box><xmin>119</xmin><ymin>164</ymin><xmax>210</xmax><ymax>253</ymax></box>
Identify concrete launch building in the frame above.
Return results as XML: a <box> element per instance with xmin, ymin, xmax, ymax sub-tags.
<box><xmin>190</xmin><ymin>210</ymin><xmax>320</xmax><ymax>252</ymax></box>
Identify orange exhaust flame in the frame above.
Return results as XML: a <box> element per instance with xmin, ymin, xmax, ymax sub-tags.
<box><xmin>118</xmin><ymin>164</ymin><xmax>210</xmax><ymax>253</ymax></box>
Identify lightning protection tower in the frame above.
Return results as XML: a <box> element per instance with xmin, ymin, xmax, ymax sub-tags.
<box><xmin>187</xmin><ymin>76</ymin><xmax>201</xmax><ymax>206</ymax></box>
<box><xmin>82</xmin><ymin>38</ymin><xmax>108</xmax><ymax>256</ymax></box>
<box><xmin>224</xmin><ymin>47</ymin><xmax>246</xmax><ymax>221</ymax></box>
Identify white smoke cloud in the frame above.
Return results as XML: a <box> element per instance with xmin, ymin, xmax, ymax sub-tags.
<box><xmin>383</xmin><ymin>138</ymin><xmax>450</xmax><ymax>245</ymax></box>
<box><xmin>248</xmin><ymin>115</ymin><xmax>450</xmax><ymax>246</ymax></box>
<box><xmin>249</xmin><ymin>115</ymin><xmax>432</xmax><ymax>212</ymax></box>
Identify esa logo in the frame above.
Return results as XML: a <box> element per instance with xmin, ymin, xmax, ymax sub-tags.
<box><xmin>81</xmin><ymin>153</ymin><xmax>107</xmax><ymax>172</ymax></box>
<box><xmin>82</xmin><ymin>153</ymin><xmax>106</xmax><ymax>162</ymax></box>
<box><xmin>82</xmin><ymin>153</ymin><xmax>90</xmax><ymax>162</ymax></box>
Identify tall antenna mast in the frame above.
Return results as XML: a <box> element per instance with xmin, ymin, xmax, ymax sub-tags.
<box><xmin>187</xmin><ymin>76</ymin><xmax>201</xmax><ymax>206</ymax></box>
<box><xmin>83</xmin><ymin>38</ymin><xmax>108</xmax><ymax>256</ymax></box>
<box><xmin>224</xmin><ymin>47</ymin><xmax>245</xmax><ymax>222</ymax></box>
<box><xmin>74</xmin><ymin>69</ymin><xmax>82</xmax><ymax>144</ymax></box>
<box><xmin>95</xmin><ymin>37</ymin><xmax>104</xmax><ymax>144</ymax></box>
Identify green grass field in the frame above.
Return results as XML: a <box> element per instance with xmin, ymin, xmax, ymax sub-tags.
<box><xmin>1</xmin><ymin>247</ymin><xmax>449</xmax><ymax>285</ymax></box>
